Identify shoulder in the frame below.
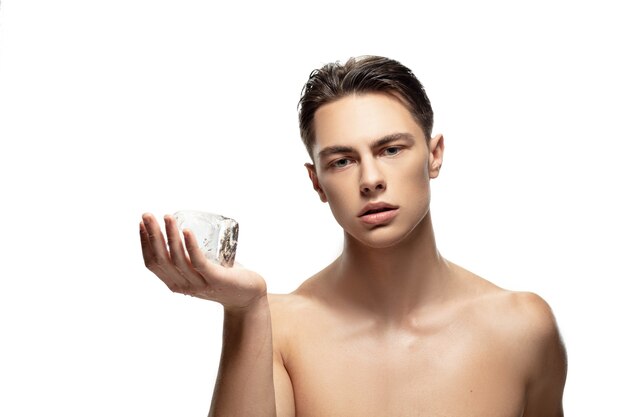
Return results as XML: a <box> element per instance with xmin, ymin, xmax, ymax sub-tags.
<box><xmin>267</xmin><ymin>291</ymin><xmax>313</xmax><ymax>318</ymax></box>
<box><xmin>267</xmin><ymin>281</ymin><xmax>329</xmax><ymax>332</ymax></box>
<box><xmin>502</xmin><ymin>291</ymin><xmax>567</xmax><ymax>370</ymax></box>
<box><xmin>266</xmin><ymin>290</ymin><xmax>320</xmax><ymax>352</ymax></box>
<box><xmin>452</xmin><ymin>265</ymin><xmax>560</xmax><ymax>338</ymax></box>
<box><xmin>483</xmin><ymin>291</ymin><xmax>558</xmax><ymax>328</ymax></box>
<box><xmin>469</xmin><ymin>289</ymin><xmax>563</xmax><ymax>352</ymax></box>
<box><xmin>501</xmin><ymin>292</ymin><xmax>567</xmax><ymax>414</ymax></box>
<box><xmin>267</xmin><ymin>274</ymin><xmax>325</xmax><ymax>313</ymax></box>
<box><xmin>267</xmin><ymin>269</ymin><xmax>333</xmax><ymax>319</ymax></box>
<box><xmin>485</xmin><ymin>291</ymin><xmax>562</xmax><ymax>346</ymax></box>
<box><xmin>452</xmin><ymin>266</ymin><xmax>560</xmax><ymax>338</ymax></box>
<box><xmin>474</xmin><ymin>290</ymin><xmax>567</xmax><ymax>387</ymax></box>
<box><xmin>452</xmin><ymin>266</ymin><xmax>566</xmax><ymax>369</ymax></box>
<box><xmin>268</xmin><ymin>291</ymin><xmax>328</xmax><ymax>364</ymax></box>
<box><xmin>469</xmin><ymin>289</ymin><xmax>567</xmax><ymax>415</ymax></box>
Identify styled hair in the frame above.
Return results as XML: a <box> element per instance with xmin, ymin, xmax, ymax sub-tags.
<box><xmin>298</xmin><ymin>55</ymin><xmax>434</xmax><ymax>159</ymax></box>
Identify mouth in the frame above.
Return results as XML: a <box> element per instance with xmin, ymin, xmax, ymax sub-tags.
<box><xmin>358</xmin><ymin>203</ymin><xmax>399</xmax><ymax>226</ymax></box>
<box><xmin>358</xmin><ymin>202</ymin><xmax>399</xmax><ymax>217</ymax></box>
<box><xmin>362</xmin><ymin>207</ymin><xmax>393</xmax><ymax>216</ymax></box>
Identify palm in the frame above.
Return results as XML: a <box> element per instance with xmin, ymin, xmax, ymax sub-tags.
<box><xmin>139</xmin><ymin>213</ymin><xmax>267</xmax><ymax>309</ymax></box>
<box><xmin>189</xmin><ymin>264</ymin><xmax>267</xmax><ymax>309</ymax></box>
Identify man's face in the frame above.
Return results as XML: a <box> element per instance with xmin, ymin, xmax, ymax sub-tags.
<box><xmin>306</xmin><ymin>92</ymin><xmax>444</xmax><ymax>249</ymax></box>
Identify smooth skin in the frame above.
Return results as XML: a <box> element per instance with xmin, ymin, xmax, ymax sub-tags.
<box><xmin>140</xmin><ymin>92</ymin><xmax>567</xmax><ymax>417</ymax></box>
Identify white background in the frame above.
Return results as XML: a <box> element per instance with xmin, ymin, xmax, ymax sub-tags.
<box><xmin>1</xmin><ymin>0</ymin><xmax>624</xmax><ymax>415</ymax></box>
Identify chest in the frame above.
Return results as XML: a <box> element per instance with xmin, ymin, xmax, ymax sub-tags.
<box><xmin>284</xmin><ymin>321</ymin><xmax>526</xmax><ymax>417</ymax></box>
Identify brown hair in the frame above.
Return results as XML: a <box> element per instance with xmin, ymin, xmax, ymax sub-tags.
<box><xmin>298</xmin><ymin>55</ymin><xmax>434</xmax><ymax>159</ymax></box>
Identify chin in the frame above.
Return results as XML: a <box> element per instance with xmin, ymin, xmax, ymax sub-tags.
<box><xmin>343</xmin><ymin>209</ymin><xmax>430</xmax><ymax>250</ymax></box>
<box><xmin>345</xmin><ymin>224</ymin><xmax>416</xmax><ymax>249</ymax></box>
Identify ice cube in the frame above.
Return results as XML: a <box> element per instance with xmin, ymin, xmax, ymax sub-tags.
<box><xmin>173</xmin><ymin>210</ymin><xmax>239</xmax><ymax>267</ymax></box>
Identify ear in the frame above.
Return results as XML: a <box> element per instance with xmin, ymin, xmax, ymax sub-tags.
<box><xmin>305</xmin><ymin>163</ymin><xmax>328</xmax><ymax>202</ymax></box>
<box><xmin>428</xmin><ymin>134</ymin><xmax>445</xmax><ymax>179</ymax></box>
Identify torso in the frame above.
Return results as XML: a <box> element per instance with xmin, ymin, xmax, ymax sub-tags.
<box><xmin>269</xmin><ymin>264</ymin><xmax>537</xmax><ymax>417</ymax></box>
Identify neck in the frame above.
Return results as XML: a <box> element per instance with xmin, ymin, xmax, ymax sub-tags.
<box><xmin>333</xmin><ymin>210</ymin><xmax>453</xmax><ymax>324</ymax></box>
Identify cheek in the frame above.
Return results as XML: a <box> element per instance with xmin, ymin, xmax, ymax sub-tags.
<box><xmin>325</xmin><ymin>185</ymin><xmax>352</xmax><ymax>210</ymax></box>
<box><xmin>319</xmin><ymin>174</ymin><xmax>351</xmax><ymax>200</ymax></box>
<box><xmin>319</xmin><ymin>176</ymin><xmax>358</xmax><ymax>219</ymax></box>
<box><xmin>399</xmin><ymin>158</ymin><xmax>430</xmax><ymax>188</ymax></box>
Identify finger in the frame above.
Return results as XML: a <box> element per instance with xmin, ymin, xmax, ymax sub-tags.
<box><xmin>164</xmin><ymin>215</ymin><xmax>206</xmax><ymax>287</ymax></box>
<box><xmin>141</xmin><ymin>213</ymin><xmax>189</xmax><ymax>291</ymax></box>
<box><xmin>183</xmin><ymin>228</ymin><xmax>224</xmax><ymax>279</ymax></box>
<box><xmin>139</xmin><ymin>220</ymin><xmax>156</xmax><ymax>267</ymax></box>
<box><xmin>141</xmin><ymin>219</ymin><xmax>179</xmax><ymax>290</ymax></box>
<box><xmin>142</xmin><ymin>213</ymin><xmax>169</xmax><ymax>263</ymax></box>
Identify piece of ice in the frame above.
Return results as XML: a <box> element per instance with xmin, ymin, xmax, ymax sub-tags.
<box><xmin>173</xmin><ymin>210</ymin><xmax>239</xmax><ymax>267</ymax></box>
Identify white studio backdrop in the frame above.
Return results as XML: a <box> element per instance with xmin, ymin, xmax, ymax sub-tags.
<box><xmin>1</xmin><ymin>0</ymin><xmax>624</xmax><ymax>415</ymax></box>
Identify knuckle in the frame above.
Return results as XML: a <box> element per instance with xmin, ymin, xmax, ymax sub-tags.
<box><xmin>144</xmin><ymin>258</ymin><xmax>157</xmax><ymax>271</ymax></box>
<box><xmin>169</xmin><ymin>253</ymin><xmax>185</xmax><ymax>267</ymax></box>
<box><xmin>172</xmin><ymin>264</ymin><xmax>187</xmax><ymax>277</ymax></box>
<box><xmin>189</xmin><ymin>255</ymin><xmax>204</xmax><ymax>269</ymax></box>
<box><xmin>175</xmin><ymin>282</ymin><xmax>193</xmax><ymax>295</ymax></box>
<box><xmin>153</xmin><ymin>255</ymin><xmax>169</xmax><ymax>267</ymax></box>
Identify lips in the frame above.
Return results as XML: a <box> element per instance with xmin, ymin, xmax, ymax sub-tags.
<box><xmin>358</xmin><ymin>202</ymin><xmax>398</xmax><ymax>217</ymax></box>
<box><xmin>358</xmin><ymin>202</ymin><xmax>399</xmax><ymax>225</ymax></box>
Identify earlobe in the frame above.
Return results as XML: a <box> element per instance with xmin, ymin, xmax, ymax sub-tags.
<box><xmin>428</xmin><ymin>134</ymin><xmax>445</xmax><ymax>179</ymax></box>
<box><xmin>305</xmin><ymin>163</ymin><xmax>328</xmax><ymax>202</ymax></box>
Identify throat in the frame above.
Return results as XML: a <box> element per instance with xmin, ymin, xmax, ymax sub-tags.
<box><xmin>332</xmin><ymin>209</ymin><xmax>450</xmax><ymax>318</ymax></box>
<box><xmin>335</xmin><ymin>242</ymin><xmax>451</xmax><ymax>320</ymax></box>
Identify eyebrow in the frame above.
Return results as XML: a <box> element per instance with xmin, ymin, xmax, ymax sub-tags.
<box><xmin>317</xmin><ymin>132</ymin><xmax>416</xmax><ymax>159</ymax></box>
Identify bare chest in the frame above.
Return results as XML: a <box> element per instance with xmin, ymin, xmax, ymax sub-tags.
<box><xmin>283</xmin><ymin>321</ymin><xmax>526</xmax><ymax>417</ymax></box>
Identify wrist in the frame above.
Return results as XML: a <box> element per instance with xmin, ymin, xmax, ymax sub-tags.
<box><xmin>223</xmin><ymin>293</ymin><xmax>269</xmax><ymax>317</ymax></box>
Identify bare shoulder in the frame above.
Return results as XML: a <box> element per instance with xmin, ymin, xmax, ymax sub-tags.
<box><xmin>266</xmin><ymin>288</ymin><xmax>319</xmax><ymax>357</ymax></box>
<box><xmin>483</xmin><ymin>290</ymin><xmax>564</xmax><ymax>359</ymax></box>
<box><xmin>481</xmin><ymin>290</ymin><xmax>560</xmax><ymax>334</ymax></box>
<box><xmin>507</xmin><ymin>291</ymin><xmax>561</xmax><ymax>335</ymax></box>
<box><xmin>488</xmin><ymin>291</ymin><xmax>567</xmax><ymax>415</ymax></box>
<box><xmin>460</xmin><ymin>271</ymin><xmax>567</xmax><ymax>414</ymax></box>
<box><xmin>266</xmin><ymin>269</ymin><xmax>331</xmax><ymax>317</ymax></box>
<box><xmin>267</xmin><ymin>291</ymin><xmax>310</xmax><ymax>324</ymax></box>
<box><xmin>452</xmin><ymin>264</ymin><xmax>566</xmax><ymax>365</ymax></box>
<box><xmin>493</xmin><ymin>290</ymin><xmax>567</xmax><ymax>366</ymax></box>
<box><xmin>454</xmin><ymin>266</ymin><xmax>561</xmax><ymax>340</ymax></box>
<box><xmin>267</xmin><ymin>285</ymin><xmax>319</xmax><ymax>317</ymax></box>
<box><xmin>467</xmin><ymin>281</ymin><xmax>563</xmax><ymax>350</ymax></box>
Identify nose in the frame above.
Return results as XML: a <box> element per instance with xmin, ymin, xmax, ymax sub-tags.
<box><xmin>359</xmin><ymin>158</ymin><xmax>386</xmax><ymax>195</ymax></box>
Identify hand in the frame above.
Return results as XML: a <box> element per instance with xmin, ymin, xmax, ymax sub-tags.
<box><xmin>139</xmin><ymin>213</ymin><xmax>267</xmax><ymax>310</ymax></box>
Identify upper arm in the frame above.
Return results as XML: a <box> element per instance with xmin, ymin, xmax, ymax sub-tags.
<box><xmin>518</xmin><ymin>293</ymin><xmax>568</xmax><ymax>417</ymax></box>
<box><xmin>268</xmin><ymin>294</ymin><xmax>296</xmax><ymax>417</ymax></box>
<box><xmin>273</xmin><ymin>350</ymin><xmax>296</xmax><ymax>417</ymax></box>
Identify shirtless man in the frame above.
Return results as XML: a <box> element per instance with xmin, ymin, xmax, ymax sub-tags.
<box><xmin>139</xmin><ymin>56</ymin><xmax>567</xmax><ymax>417</ymax></box>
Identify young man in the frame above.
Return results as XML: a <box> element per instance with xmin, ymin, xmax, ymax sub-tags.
<box><xmin>139</xmin><ymin>56</ymin><xmax>567</xmax><ymax>417</ymax></box>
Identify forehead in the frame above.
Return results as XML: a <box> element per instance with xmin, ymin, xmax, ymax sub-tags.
<box><xmin>312</xmin><ymin>92</ymin><xmax>425</xmax><ymax>154</ymax></box>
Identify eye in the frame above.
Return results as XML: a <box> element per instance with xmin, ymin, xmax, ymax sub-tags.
<box><xmin>382</xmin><ymin>146</ymin><xmax>402</xmax><ymax>156</ymax></box>
<box><xmin>330</xmin><ymin>158</ymin><xmax>352</xmax><ymax>168</ymax></box>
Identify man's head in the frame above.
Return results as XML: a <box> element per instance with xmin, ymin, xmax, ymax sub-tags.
<box><xmin>298</xmin><ymin>55</ymin><xmax>434</xmax><ymax>159</ymax></box>
<box><xmin>298</xmin><ymin>56</ymin><xmax>444</xmax><ymax>249</ymax></box>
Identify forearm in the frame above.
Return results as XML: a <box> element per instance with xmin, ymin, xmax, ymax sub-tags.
<box><xmin>209</xmin><ymin>296</ymin><xmax>276</xmax><ymax>417</ymax></box>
